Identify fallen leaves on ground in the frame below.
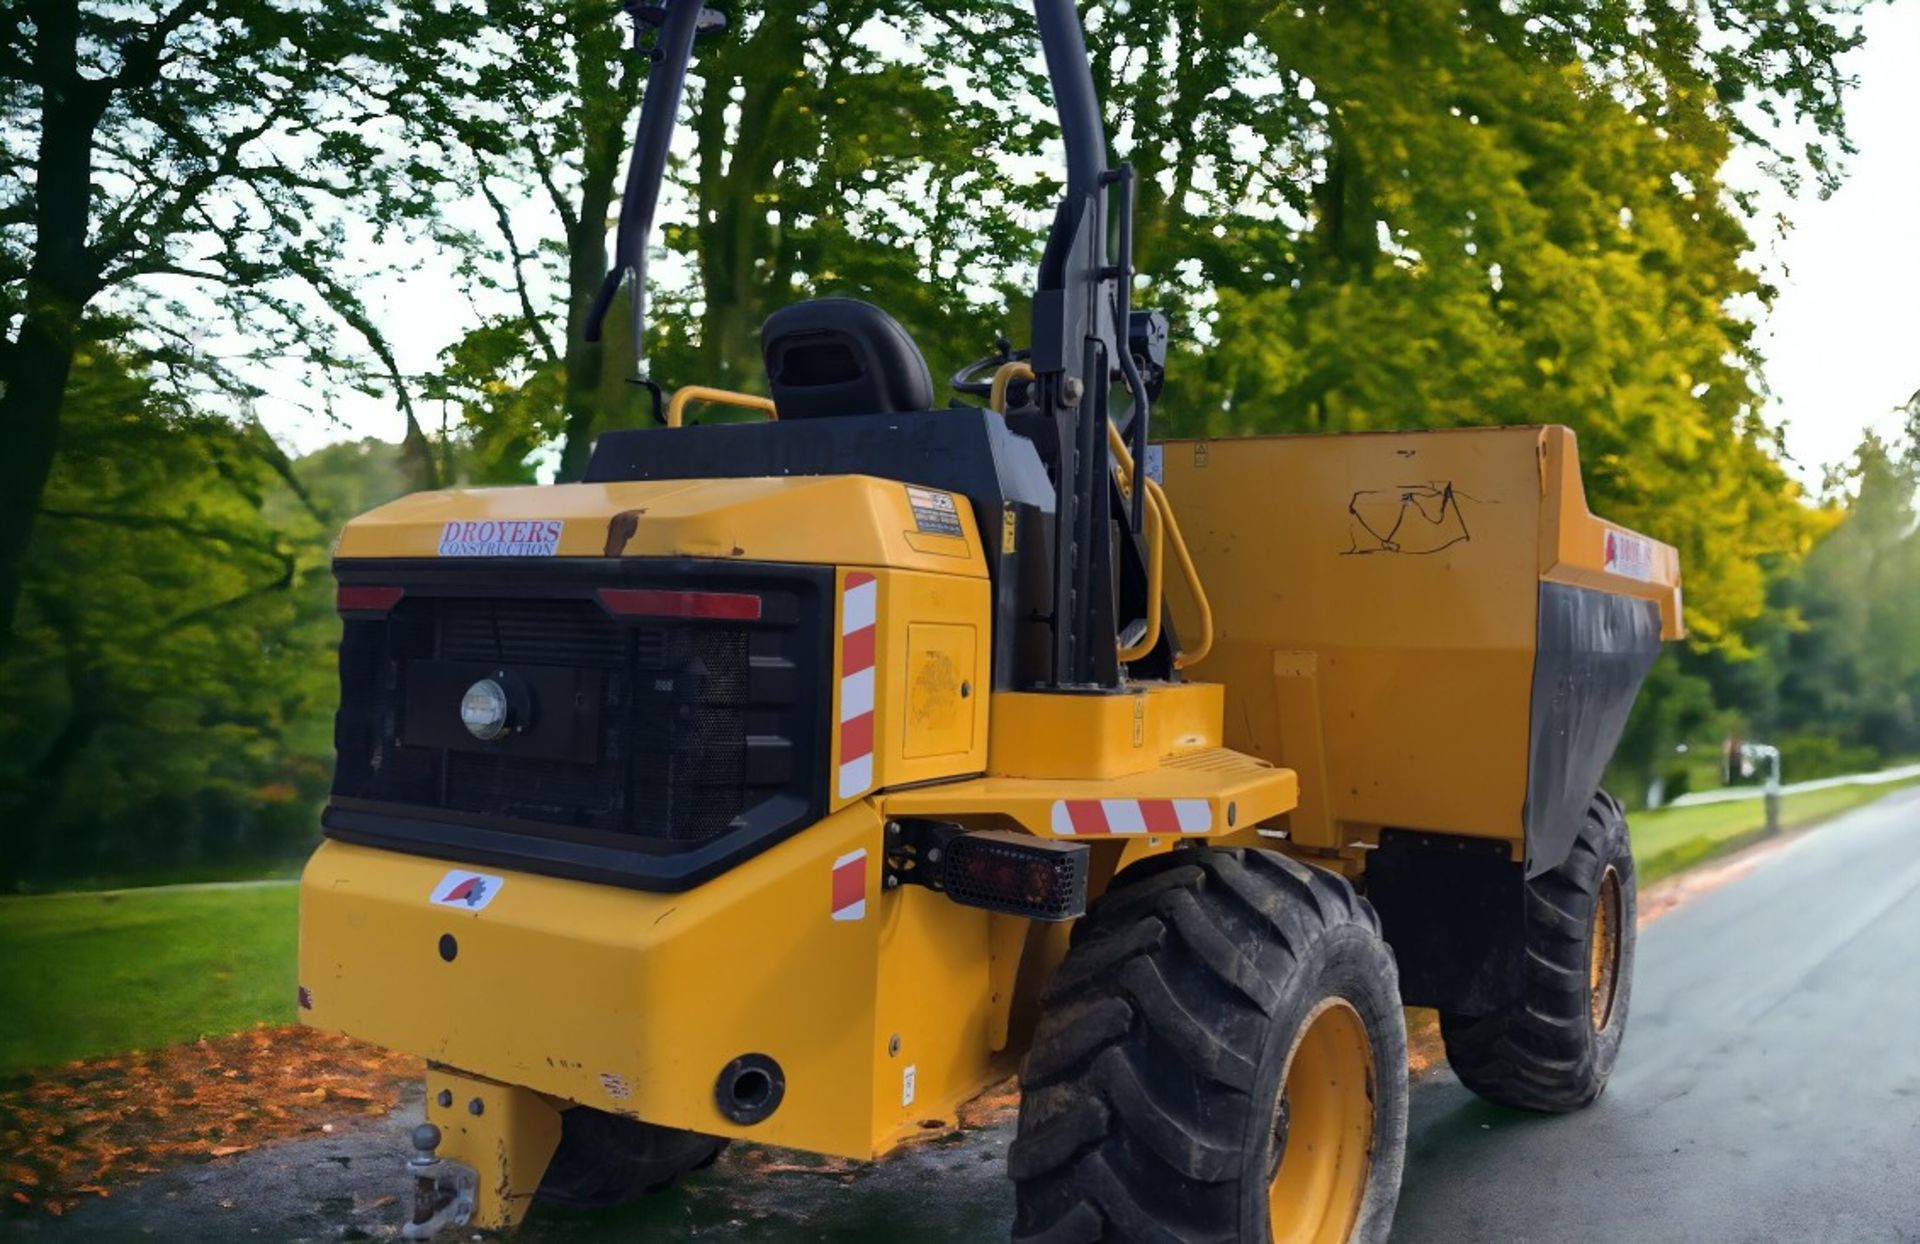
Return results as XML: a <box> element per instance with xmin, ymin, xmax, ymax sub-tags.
<box><xmin>0</xmin><ymin>1024</ymin><xmax>418</xmax><ymax>1219</ymax></box>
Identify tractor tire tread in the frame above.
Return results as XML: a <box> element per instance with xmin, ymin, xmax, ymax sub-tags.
<box><xmin>1011</xmin><ymin>846</ymin><xmax>1406</xmax><ymax>1244</ymax></box>
<box><xmin>1439</xmin><ymin>791</ymin><xmax>1636</xmax><ymax>1113</ymax></box>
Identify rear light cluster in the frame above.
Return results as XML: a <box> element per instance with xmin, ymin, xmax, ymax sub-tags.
<box><xmin>940</xmin><ymin>831</ymin><xmax>1089</xmax><ymax>921</ymax></box>
<box><xmin>887</xmin><ymin>823</ymin><xmax>1089</xmax><ymax>922</ymax></box>
<box><xmin>335</xmin><ymin>585</ymin><xmax>764</xmax><ymax>623</ymax></box>
<box><xmin>337</xmin><ymin>585</ymin><xmax>404</xmax><ymax>615</ymax></box>
<box><xmin>596</xmin><ymin>587</ymin><xmax>763</xmax><ymax>621</ymax></box>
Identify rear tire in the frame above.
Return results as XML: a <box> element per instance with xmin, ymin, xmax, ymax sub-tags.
<box><xmin>1439</xmin><ymin>789</ymin><xmax>1636</xmax><ymax>1112</ymax></box>
<box><xmin>1010</xmin><ymin>847</ymin><xmax>1408</xmax><ymax>1244</ymax></box>
<box><xmin>534</xmin><ymin>1107</ymin><xmax>726</xmax><ymax>1209</ymax></box>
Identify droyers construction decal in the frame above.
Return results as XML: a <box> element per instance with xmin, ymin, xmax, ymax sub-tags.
<box><xmin>430</xmin><ymin>869</ymin><xmax>504</xmax><ymax>911</ymax></box>
<box><xmin>438</xmin><ymin>519</ymin><xmax>564</xmax><ymax>557</ymax></box>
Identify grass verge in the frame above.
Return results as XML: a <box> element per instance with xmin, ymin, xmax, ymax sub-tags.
<box><xmin>0</xmin><ymin>884</ymin><xmax>297</xmax><ymax>1076</ymax></box>
<box><xmin>1630</xmin><ymin>774</ymin><xmax>1920</xmax><ymax>885</ymax></box>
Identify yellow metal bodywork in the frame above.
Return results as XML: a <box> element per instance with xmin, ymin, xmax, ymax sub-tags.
<box><xmin>302</xmin><ymin>809</ymin><xmax>1020</xmax><ymax>1162</ymax></box>
<box><xmin>989</xmin><ymin>682</ymin><xmax>1226</xmax><ymax>780</ymax></box>
<box><xmin>422</xmin><ymin>1067</ymin><xmax>562</xmax><ymax>1230</ymax></box>
<box><xmin>1157</xmin><ymin>424</ymin><xmax>1681</xmax><ymax>860</ymax></box>
<box><xmin>302</xmin><ymin>448</ymin><xmax>1295</xmax><ymax>1182</ymax></box>
<box><xmin>830</xmin><ymin>566</ymin><xmax>992</xmax><ymax>809</ymax></box>
<box><xmin>337</xmin><ymin>474</ymin><xmax>987</xmax><ymax>576</ymax></box>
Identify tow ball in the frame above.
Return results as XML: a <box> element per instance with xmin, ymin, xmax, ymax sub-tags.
<box><xmin>401</xmin><ymin>1123</ymin><xmax>478</xmax><ymax>1240</ymax></box>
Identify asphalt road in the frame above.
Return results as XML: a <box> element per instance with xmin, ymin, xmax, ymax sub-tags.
<box><xmin>21</xmin><ymin>786</ymin><xmax>1920</xmax><ymax>1242</ymax></box>
<box><xmin>1394</xmin><ymin>782</ymin><xmax>1920</xmax><ymax>1243</ymax></box>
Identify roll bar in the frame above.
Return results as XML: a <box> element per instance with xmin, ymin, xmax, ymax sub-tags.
<box><xmin>592</xmin><ymin>0</ymin><xmax>1151</xmax><ymax>689</ymax></box>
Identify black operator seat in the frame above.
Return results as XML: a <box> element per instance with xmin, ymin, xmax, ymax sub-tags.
<box><xmin>761</xmin><ymin>297</ymin><xmax>934</xmax><ymax>420</ymax></box>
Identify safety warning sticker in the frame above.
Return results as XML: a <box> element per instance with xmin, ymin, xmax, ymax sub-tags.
<box><xmin>1603</xmin><ymin>529</ymin><xmax>1656</xmax><ymax>582</ymax></box>
<box><xmin>905</xmin><ymin>486</ymin><xmax>963</xmax><ymax>538</ymax></box>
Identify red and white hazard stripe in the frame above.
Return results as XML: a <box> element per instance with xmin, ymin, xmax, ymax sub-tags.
<box><xmin>1050</xmin><ymin>799</ymin><xmax>1212</xmax><ymax>836</ymax></box>
<box><xmin>838</xmin><ymin>572</ymin><xmax>878</xmax><ymax>799</ymax></box>
<box><xmin>831</xmin><ymin>848</ymin><xmax>867</xmax><ymax>922</ymax></box>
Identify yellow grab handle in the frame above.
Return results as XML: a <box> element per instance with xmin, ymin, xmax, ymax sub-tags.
<box><xmin>1147</xmin><ymin>476</ymin><xmax>1213</xmax><ymax>668</ymax></box>
<box><xmin>1116</xmin><ymin>487</ymin><xmax>1166</xmax><ymax>663</ymax></box>
<box><xmin>988</xmin><ymin>361</ymin><xmax>1036</xmax><ymax>415</ymax></box>
<box><xmin>1106</xmin><ymin>422</ymin><xmax>1214</xmax><ymax>670</ymax></box>
<box><xmin>988</xmin><ymin>365</ymin><xmax>1213</xmax><ymax>669</ymax></box>
<box><xmin>665</xmin><ymin>386</ymin><xmax>778</xmax><ymax>428</ymax></box>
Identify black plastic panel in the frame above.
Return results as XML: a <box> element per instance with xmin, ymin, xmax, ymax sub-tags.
<box><xmin>586</xmin><ymin>407</ymin><xmax>1059</xmax><ymax>689</ymax></box>
<box><xmin>1523</xmin><ymin>582</ymin><xmax>1661</xmax><ymax>876</ymax></box>
<box><xmin>324</xmin><ymin>557</ymin><xmax>832</xmax><ymax>891</ymax></box>
<box><xmin>1366</xmin><ymin>829</ymin><xmax>1524</xmax><ymax>1016</ymax></box>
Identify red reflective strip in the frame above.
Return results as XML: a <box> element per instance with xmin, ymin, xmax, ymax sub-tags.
<box><xmin>842</xmin><ymin>625</ymin><xmax>877</xmax><ymax>674</ymax></box>
<box><xmin>831</xmin><ymin>856</ymin><xmax>865</xmax><ymax>914</ymax></box>
<box><xmin>1066</xmin><ymin>801</ymin><xmax>1111</xmax><ymax>835</ymax></box>
<box><xmin>596</xmin><ymin>588</ymin><xmax>763</xmax><ymax>621</ymax></box>
<box><xmin>840</xmin><ymin>710</ymin><xmax>875</xmax><ymax>758</ymax></box>
<box><xmin>337</xmin><ymin>585</ymin><xmax>403</xmax><ymax>614</ymax></box>
<box><xmin>1139</xmin><ymin>800</ymin><xmax>1181</xmax><ymax>834</ymax></box>
<box><xmin>845</xmin><ymin>570</ymin><xmax>876</xmax><ymax>590</ymax></box>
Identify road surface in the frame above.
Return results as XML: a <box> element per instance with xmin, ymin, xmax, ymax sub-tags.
<box><xmin>21</xmin><ymin>786</ymin><xmax>1920</xmax><ymax>1242</ymax></box>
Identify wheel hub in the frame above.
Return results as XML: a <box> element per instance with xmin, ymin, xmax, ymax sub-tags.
<box><xmin>1266</xmin><ymin>998</ymin><xmax>1375</xmax><ymax>1244</ymax></box>
<box><xmin>1589</xmin><ymin>866</ymin><xmax>1624</xmax><ymax>1031</ymax></box>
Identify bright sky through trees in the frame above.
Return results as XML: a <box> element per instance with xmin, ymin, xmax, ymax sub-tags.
<box><xmin>255</xmin><ymin>5</ymin><xmax>1917</xmax><ymax>483</ymax></box>
<box><xmin>1751</xmin><ymin>1</ymin><xmax>1919</xmax><ymax>480</ymax></box>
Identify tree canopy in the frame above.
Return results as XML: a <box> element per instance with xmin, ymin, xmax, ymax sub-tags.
<box><xmin>0</xmin><ymin>0</ymin><xmax>1896</xmax><ymax>883</ymax></box>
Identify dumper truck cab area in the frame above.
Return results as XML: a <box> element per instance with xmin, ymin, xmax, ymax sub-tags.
<box><xmin>297</xmin><ymin>3</ymin><xmax>1684</xmax><ymax>1240</ymax></box>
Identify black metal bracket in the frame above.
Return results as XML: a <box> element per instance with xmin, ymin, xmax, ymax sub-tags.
<box><xmin>883</xmin><ymin>818</ymin><xmax>963</xmax><ymax>893</ymax></box>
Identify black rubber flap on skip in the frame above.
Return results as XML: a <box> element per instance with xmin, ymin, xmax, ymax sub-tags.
<box><xmin>1523</xmin><ymin>582</ymin><xmax>1661</xmax><ymax>877</ymax></box>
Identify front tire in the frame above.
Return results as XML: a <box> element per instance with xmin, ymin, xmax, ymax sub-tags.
<box><xmin>1439</xmin><ymin>789</ymin><xmax>1636</xmax><ymax>1112</ymax></box>
<box><xmin>1010</xmin><ymin>847</ymin><xmax>1408</xmax><ymax>1244</ymax></box>
<box><xmin>534</xmin><ymin>1107</ymin><xmax>726</xmax><ymax>1209</ymax></box>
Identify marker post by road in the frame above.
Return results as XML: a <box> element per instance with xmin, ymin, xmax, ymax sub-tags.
<box><xmin>1733</xmin><ymin>741</ymin><xmax>1784</xmax><ymax>834</ymax></box>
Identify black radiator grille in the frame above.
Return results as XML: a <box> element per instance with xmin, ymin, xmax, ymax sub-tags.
<box><xmin>437</xmin><ymin>597</ymin><xmax>632</xmax><ymax>668</ymax></box>
<box><xmin>328</xmin><ymin>566</ymin><xmax>828</xmax><ymax>868</ymax></box>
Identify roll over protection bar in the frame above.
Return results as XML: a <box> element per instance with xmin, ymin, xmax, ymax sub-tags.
<box><xmin>592</xmin><ymin>0</ymin><xmax>1152</xmax><ymax>689</ymax></box>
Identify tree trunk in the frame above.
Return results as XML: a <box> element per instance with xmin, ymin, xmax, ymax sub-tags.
<box><xmin>0</xmin><ymin>311</ymin><xmax>80</xmax><ymax>652</ymax></box>
<box><xmin>1</xmin><ymin>0</ymin><xmax>107</xmax><ymax>653</ymax></box>
<box><xmin>557</xmin><ymin>22</ymin><xmax>629</xmax><ymax>483</ymax></box>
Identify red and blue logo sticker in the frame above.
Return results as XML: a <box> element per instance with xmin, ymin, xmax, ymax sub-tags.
<box><xmin>430</xmin><ymin>869</ymin><xmax>504</xmax><ymax>911</ymax></box>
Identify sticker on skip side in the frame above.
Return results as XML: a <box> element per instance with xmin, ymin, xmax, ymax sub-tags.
<box><xmin>437</xmin><ymin>519</ymin><xmax>564</xmax><ymax>557</ymax></box>
<box><xmin>904</xmin><ymin>486</ymin><xmax>963</xmax><ymax>538</ymax></box>
<box><xmin>1603</xmin><ymin>529</ymin><xmax>1655</xmax><ymax>582</ymax></box>
<box><xmin>430</xmin><ymin>869</ymin><xmax>504</xmax><ymax>911</ymax></box>
<box><xmin>1144</xmin><ymin>443</ymin><xmax>1164</xmax><ymax>485</ymax></box>
<box><xmin>902</xmin><ymin>1064</ymin><xmax>917</xmax><ymax>1107</ymax></box>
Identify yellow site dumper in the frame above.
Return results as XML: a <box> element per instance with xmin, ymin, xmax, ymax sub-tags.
<box><xmin>297</xmin><ymin>3</ymin><xmax>1682</xmax><ymax>1241</ymax></box>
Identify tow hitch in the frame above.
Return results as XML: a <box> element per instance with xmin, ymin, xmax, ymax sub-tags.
<box><xmin>401</xmin><ymin>1123</ymin><xmax>476</xmax><ymax>1240</ymax></box>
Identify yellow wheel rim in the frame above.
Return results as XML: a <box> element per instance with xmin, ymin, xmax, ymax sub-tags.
<box><xmin>1266</xmin><ymin>998</ymin><xmax>1375</xmax><ymax>1244</ymax></box>
<box><xmin>1589</xmin><ymin>866</ymin><xmax>1624</xmax><ymax>1031</ymax></box>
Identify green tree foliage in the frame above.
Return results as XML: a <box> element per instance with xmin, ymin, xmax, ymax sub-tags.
<box><xmin>0</xmin><ymin>334</ymin><xmax>336</xmax><ymax>886</ymax></box>
<box><xmin>0</xmin><ymin>325</ymin><xmax>417</xmax><ymax>886</ymax></box>
<box><xmin>1768</xmin><ymin>427</ymin><xmax>1920</xmax><ymax>757</ymax></box>
<box><xmin>1</xmin><ymin>1</ymin><xmax>1891</xmax><ymax>877</ymax></box>
<box><xmin>432</xmin><ymin>1</ymin><xmax>1043</xmax><ymax>481</ymax></box>
<box><xmin>1079</xmin><ymin>0</ymin><xmax>1858</xmax><ymax>652</ymax></box>
<box><xmin>0</xmin><ymin>0</ymin><xmax>486</xmax><ymax>649</ymax></box>
<box><xmin>440</xmin><ymin>0</ymin><xmax>1858</xmax><ymax>655</ymax></box>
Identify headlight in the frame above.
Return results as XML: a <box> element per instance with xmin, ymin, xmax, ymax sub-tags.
<box><xmin>460</xmin><ymin>678</ymin><xmax>512</xmax><ymax>740</ymax></box>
